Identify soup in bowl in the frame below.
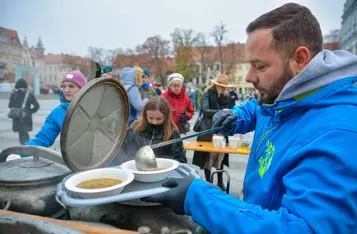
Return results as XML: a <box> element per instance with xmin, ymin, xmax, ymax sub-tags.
<box><xmin>65</xmin><ymin>168</ymin><xmax>134</xmax><ymax>198</ymax></box>
<box><xmin>120</xmin><ymin>158</ymin><xmax>179</xmax><ymax>183</ymax></box>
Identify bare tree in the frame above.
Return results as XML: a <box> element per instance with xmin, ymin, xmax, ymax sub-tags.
<box><xmin>194</xmin><ymin>32</ymin><xmax>212</xmax><ymax>84</ymax></box>
<box><xmin>211</xmin><ymin>21</ymin><xmax>228</xmax><ymax>74</ymax></box>
<box><xmin>87</xmin><ymin>46</ymin><xmax>104</xmax><ymax>64</ymax></box>
<box><xmin>87</xmin><ymin>46</ymin><xmax>119</xmax><ymax>66</ymax></box>
<box><xmin>171</xmin><ymin>28</ymin><xmax>196</xmax><ymax>51</ymax></box>
<box><xmin>142</xmin><ymin>35</ymin><xmax>171</xmax><ymax>85</ymax></box>
<box><xmin>61</xmin><ymin>55</ymin><xmax>91</xmax><ymax>77</ymax></box>
<box><xmin>224</xmin><ymin>41</ymin><xmax>238</xmax><ymax>78</ymax></box>
<box><xmin>171</xmin><ymin>28</ymin><xmax>197</xmax><ymax>81</ymax></box>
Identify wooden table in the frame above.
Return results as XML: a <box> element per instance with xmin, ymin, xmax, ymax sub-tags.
<box><xmin>184</xmin><ymin>141</ymin><xmax>250</xmax><ymax>155</ymax></box>
<box><xmin>0</xmin><ymin>210</ymin><xmax>137</xmax><ymax>234</ymax></box>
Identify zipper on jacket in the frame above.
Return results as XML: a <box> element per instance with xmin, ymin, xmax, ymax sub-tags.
<box><xmin>149</xmin><ymin>129</ymin><xmax>156</xmax><ymax>145</ymax></box>
<box><xmin>254</xmin><ymin>127</ymin><xmax>275</xmax><ymax>157</ymax></box>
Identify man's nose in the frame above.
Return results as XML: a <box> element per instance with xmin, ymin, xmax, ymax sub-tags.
<box><xmin>245</xmin><ymin>69</ymin><xmax>258</xmax><ymax>83</ymax></box>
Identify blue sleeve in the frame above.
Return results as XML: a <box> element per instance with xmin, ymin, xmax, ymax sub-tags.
<box><xmin>231</xmin><ymin>99</ymin><xmax>258</xmax><ymax>134</ymax></box>
<box><xmin>128</xmin><ymin>86</ymin><xmax>148</xmax><ymax>111</ymax></box>
<box><xmin>26</xmin><ymin>110</ymin><xmax>61</xmax><ymax>148</ymax></box>
<box><xmin>184</xmin><ymin>129</ymin><xmax>357</xmax><ymax>234</ymax></box>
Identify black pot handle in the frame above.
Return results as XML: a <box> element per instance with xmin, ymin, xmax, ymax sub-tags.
<box><xmin>1</xmin><ymin>199</ymin><xmax>11</xmax><ymax>210</ymax></box>
<box><xmin>0</xmin><ymin>146</ymin><xmax>65</xmax><ymax>165</ymax></box>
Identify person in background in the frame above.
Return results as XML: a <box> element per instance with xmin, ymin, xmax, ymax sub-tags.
<box><xmin>142</xmin><ymin>3</ymin><xmax>357</xmax><ymax>233</ymax></box>
<box><xmin>121</xmin><ymin>67</ymin><xmax>149</xmax><ymax>126</ymax></box>
<box><xmin>8</xmin><ymin>79</ymin><xmax>40</xmax><ymax>145</ymax></box>
<box><xmin>153</xmin><ymin>83</ymin><xmax>162</xmax><ymax>96</ymax></box>
<box><xmin>112</xmin><ymin>96</ymin><xmax>187</xmax><ymax>165</ymax></box>
<box><xmin>162</xmin><ymin>73</ymin><xmax>194</xmax><ymax>134</ymax></box>
<box><xmin>101</xmin><ymin>65</ymin><xmax>112</xmax><ymax>78</ymax></box>
<box><xmin>192</xmin><ymin>74</ymin><xmax>232</xmax><ymax>190</ymax></box>
<box><xmin>26</xmin><ymin>71</ymin><xmax>87</xmax><ymax>147</ymax></box>
<box><xmin>188</xmin><ymin>88</ymin><xmax>197</xmax><ymax>111</ymax></box>
<box><xmin>196</xmin><ymin>84</ymin><xmax>205</xmax><ymax>112</ymax></box>
<box><xmin>228</xmin><ymin>87</ymin><xmax>238</xmax><ymax>109</ymax></box>
<box><xmin>140</xmin><ymin>69</ymin><xmax>156</xmax><ymax>99</ymax></box>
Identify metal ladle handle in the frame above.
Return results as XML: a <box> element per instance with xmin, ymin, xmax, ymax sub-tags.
<box><xmin>150</xmin><ymin>126</ymin><xmax>222</xmax><ymax>149</ymax></box>
<box><xmin>150</xmin><ymin>115</ymin><xmax>242</xmax><ymax>150</ymax></box>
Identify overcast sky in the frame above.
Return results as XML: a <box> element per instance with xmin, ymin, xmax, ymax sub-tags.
<box><xmin>0</xmin><ymin>0</ymin><xmax>345</xmax><ymax>57</ymax></box>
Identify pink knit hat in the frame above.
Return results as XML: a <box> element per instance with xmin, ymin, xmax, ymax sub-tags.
<box><xmin>62</xmin><ymin>70</ymin><xmax>87</xmax><ymax>88</ymax></box>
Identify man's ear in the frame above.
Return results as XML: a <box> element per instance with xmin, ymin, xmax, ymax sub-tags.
<box><xmin>290</xmin><ymin>46</ymin><xmax>311</xmax><ymax>75</ymax></box>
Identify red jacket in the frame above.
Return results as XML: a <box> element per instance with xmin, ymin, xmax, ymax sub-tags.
<box><xmin>162</xmin><ymin>88</ymin><xmax>194</xmax><ymax>126</ymax></box>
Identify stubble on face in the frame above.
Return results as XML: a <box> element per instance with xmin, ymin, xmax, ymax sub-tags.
<box><xmin>257</xmin><ymin>59</ymin><xmax>294</xmax><ymax>105</ymax></box>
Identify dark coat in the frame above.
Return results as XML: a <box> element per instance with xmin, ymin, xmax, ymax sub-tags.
<box><xmin>192</xmin><ymin>87</ymin><xmax>229</xmax><ymax>169</ymax></box>
<box><xmin>112</xmin><ymin>125</ymin><xmax>187</xmax><ymax>165</ymax></box>
<box><xmin>9</xmin><ymin>90</ymin><xmax>39</xmax><ymax>132</ymax></box>
<box><xmin>228</xmin><ymin>90</ymin><xmax>238</xmax><ymax>109</ymax></box>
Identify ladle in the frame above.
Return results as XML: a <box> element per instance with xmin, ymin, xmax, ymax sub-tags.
<box><xmin>135</xmin><ymin>126</ymin><xmax>223</xmax><ymax>171</ymax></box>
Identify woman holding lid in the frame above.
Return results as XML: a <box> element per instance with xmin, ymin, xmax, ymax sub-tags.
<box><xmin>26</xmin><ymin>70</ymin><xmax>87</xmax><ymax>147</ymax></box>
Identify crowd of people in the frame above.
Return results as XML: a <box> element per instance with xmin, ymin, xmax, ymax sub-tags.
<box><xmin>5</xmin><ymin>2</ymin><xmax>357</xmax><ymax>233</ymax></box>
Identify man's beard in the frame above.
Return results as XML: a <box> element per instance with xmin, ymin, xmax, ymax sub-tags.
<box><xmin>257</xmin><ymin>63</ymin><xmax>293</xmax><ymax>105</ymax></box>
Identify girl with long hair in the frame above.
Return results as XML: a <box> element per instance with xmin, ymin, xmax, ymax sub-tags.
<box><xmin>112</xmin><ymin>96</ymin><xmax>187</xmax><ymax>165</ymax></box>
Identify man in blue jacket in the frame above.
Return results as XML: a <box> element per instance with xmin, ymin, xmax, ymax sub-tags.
<box><xmin>143</xmin><ymin>3</ymin><xmax>357</xmax><ymax>234</ymax></box>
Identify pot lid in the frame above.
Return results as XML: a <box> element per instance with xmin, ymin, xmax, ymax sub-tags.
<box><xmin>60</xmin><ymin>78</ymin><xmax>129</xmax><ymax>172</ymax></box>
<box><xmin>0</xmin><ymin>157</ymin><xmax>70</xmax><ymax>185</ymax></box>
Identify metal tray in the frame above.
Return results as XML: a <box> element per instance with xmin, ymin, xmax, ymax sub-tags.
<box><xmin>55</xmin><ymin>163</ymin><xmax>199</xmax><ymax>208</ymax></box>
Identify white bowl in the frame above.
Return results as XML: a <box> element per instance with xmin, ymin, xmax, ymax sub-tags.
<box><xmin>120</xmin><ymin>158</ymin><xmax>179</xmax><ymax>183</ymax></box>
<box><xmin>64</xmin><ymin>168</ymin><xmax>134</xmax><ymax>198</ymax></box>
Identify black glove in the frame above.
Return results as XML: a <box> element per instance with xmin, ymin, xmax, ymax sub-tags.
<box><xmin>141</xmin><ymin>175</ymin><xmax>195</xmax><ymax>215</ymax></box>
<box><xmin>180</xmin><ymin>112</ymin><xmax>189</xmax><ymax>124</ymax></box>
<box><xmin>212</xmin><ymin>110</ymin><xmax>238</xmax><ymax>135</ymax></box>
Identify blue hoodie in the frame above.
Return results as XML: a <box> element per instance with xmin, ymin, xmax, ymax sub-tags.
<box><xmin>26</xmin><ymin>93</ymin><xmax>69</xmax><ymax>147</ymax></box>
<box><xmin>184</xmin><ymin>50</ymin><xmax>357</xmax><ymax>234</ymax></box>
<box><xmin>121</xmin><ymin>67</ymin><xmax>149</xmax><ymax>125</ymax></box>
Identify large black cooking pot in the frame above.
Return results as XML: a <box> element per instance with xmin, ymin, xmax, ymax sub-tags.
<box><xmin>0</xmin><ymin>77</ymin><xmax>198</xmax><ymax>233</ymax></box>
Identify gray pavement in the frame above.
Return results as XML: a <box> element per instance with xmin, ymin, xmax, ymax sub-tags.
<box><xmin>0</xmin><ymin>97</ymin><xmax>250</xmax><ymax>198</ymax></box>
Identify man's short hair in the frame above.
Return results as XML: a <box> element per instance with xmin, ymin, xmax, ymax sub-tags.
<box><xmin>246</xmin><ymin>3</ymin><xmax>323</xmax><ymax>58</ymax></box>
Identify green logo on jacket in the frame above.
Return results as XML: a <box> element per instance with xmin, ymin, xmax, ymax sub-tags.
<box><xmin>258</xmin><ymin>140</ymin><xmax>275</xmax><ymax>178</ymax></box>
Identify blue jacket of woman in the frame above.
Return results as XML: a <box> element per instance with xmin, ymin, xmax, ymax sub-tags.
<box><xmin>26</xmin><ymin>93</ymin><xmax>69</xmax><ymax>147</ymax></box>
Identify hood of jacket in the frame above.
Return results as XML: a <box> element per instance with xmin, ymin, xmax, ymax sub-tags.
<box><xmin>262</xmin><ymin>50</ymin><xmax>357</xmax><ymax>117</ymax></box>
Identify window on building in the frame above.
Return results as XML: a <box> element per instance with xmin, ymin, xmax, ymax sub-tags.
<box><xmin>209</xmin><ymin>65</ymin><xmax>213</xmax><ymax>70</ymax></box>
<box><xmin>12</xmin><ymin>48</ymin><xmax>21</xmax><ymax>56</ymax></box>
<box><xmin>239</xmin><ymin>65</ymin><xmax>243</xmax><ymax>70</ymax></box>
<box><xmin>245</xmin><ymin>64</ymin><xmax>250</xmax><ymax>70</ymax></box>
<box><xmin>0</xmin><ymin>36</ymin><xmax>7</xmax><ymax>42</ymax></box>
<box><xmin>0</xmin><ymin>57</ymin><xmax>8</xmax><ymax>65</ymax></box>
<box><xmin>0</xmin><ymin>46</ymin><xmax>8</xmax><ymax>53</ymax></box>
<box><xmin>239</xmin><ymin>76</ymin><xmax>243</xmax><ymax>82</ymax></box>
<box><xmin>216</xmin><ymin>64</ymin><xmax>220</xmax><ymax>71</ymax></box>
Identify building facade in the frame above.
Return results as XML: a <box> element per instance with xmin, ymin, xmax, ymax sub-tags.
<box><xmin>193</xmin><ymin>44</ymin><xmax>254</xmax><ymax>95</ymax></box>
<box><xmin>21</xmin><ymin>37</ymin><xmax>46</xmax><ymax>91</ymax></box>
<box><xmin>232</xmin><ymin>63</ymin><xmax>255</xmax><ymax>94</ymax></box>
<box><xmin>42</xmin><ymin>54</ymin><xmax>90</xmax><ymax>88</ymax></box>
<box><xmin>340</xmin><ymin>0</ymin><xmax>357</xmax><ymax>54</ymax></box>
<box><xmin>0</xmin><ymin>26</ymin><xmax>23</xmax><ymax>82</ymax></box>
